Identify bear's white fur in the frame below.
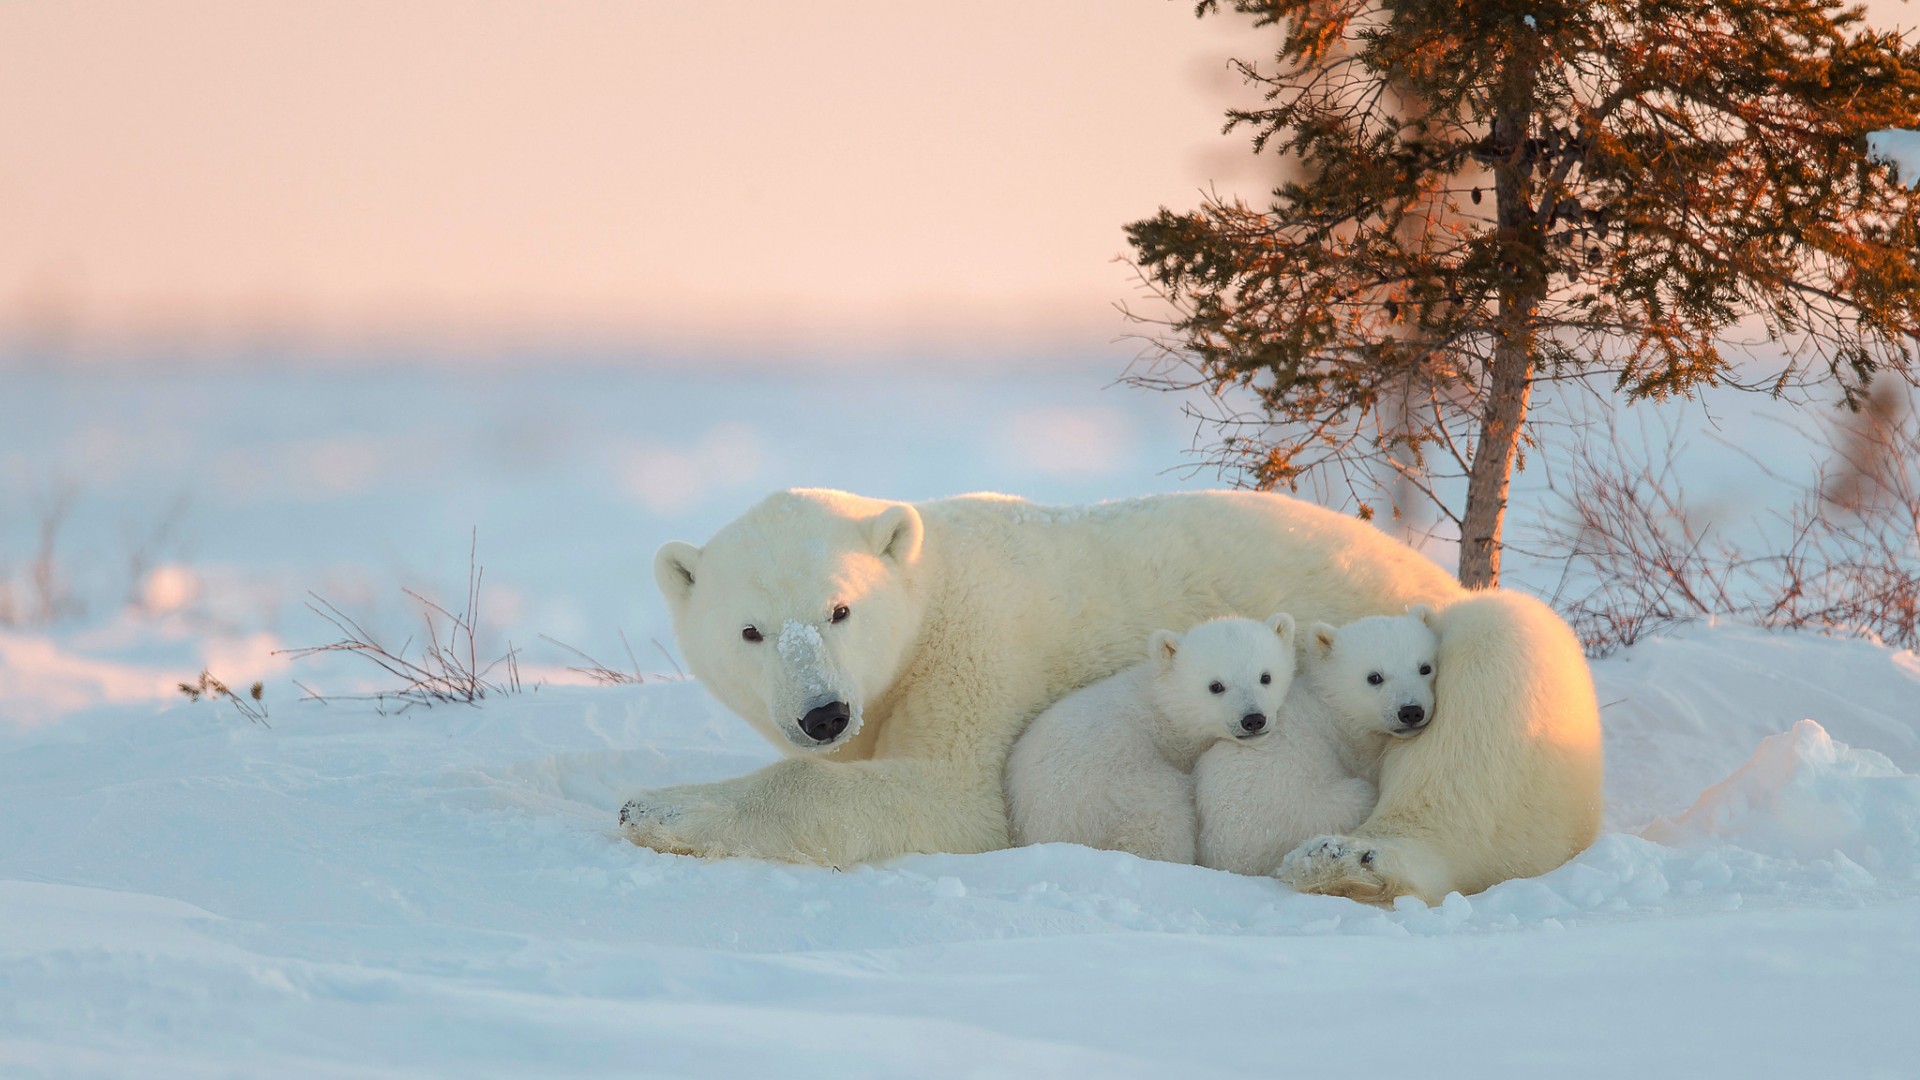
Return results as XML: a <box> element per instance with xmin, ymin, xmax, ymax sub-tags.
<box><xmin>1005</xmin><ymin>614</ymin><xmax>1296</xmax><ymax>863</ymax></box>
<box><xmin>1307</xmin><ymin>609</ymin><xmax>1443</xmax><ymax>773</ymax></box>
<box><xmin>1277</xmin><ymin>589</ymin><xmax>1605</xmax><ymax>903</ymax></box>
<box><xmin>624</xmin><ymin>489</ymin><xmax>1602</xmax><ymax>904</ymax></box>
<box><xmin>1194</xmin><ymin>611</ymin><xmax>1438</xmax><ymax>876</ymax></box>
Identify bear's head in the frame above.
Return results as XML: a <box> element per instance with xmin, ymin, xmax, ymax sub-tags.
<box><xmin>1308</xmin><ymin>606</ymin><xmax>1440</xmax><ymax>739</ymax></box>
<box><xmin>1146</xmin><ymin>613</ymin><xmax>1297</xmax><ymax>744</ymax></box>
<box><xmin>654</xmin><ymin>489</ymin><xmax>928</xmax><ymax>754</ymax></box>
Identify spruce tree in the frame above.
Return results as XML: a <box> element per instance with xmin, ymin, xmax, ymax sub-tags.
<box><xmin>1127</xmin><ymin>0</ymin><xmax>1920</xmax><ymax>587</ymax></box>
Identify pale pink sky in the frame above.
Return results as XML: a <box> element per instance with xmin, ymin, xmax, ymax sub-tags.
<box><xmin>1</xmin><ymin>1</ymin><xmax>1262</xmax><ymax>355</ymax></box>
<box><xmin>3</xmin><ymin>2</ymin><xmax>1911</xmax><ymax>356</ymax></box>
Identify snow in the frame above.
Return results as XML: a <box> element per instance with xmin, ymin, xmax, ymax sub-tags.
<box><xmin>1869</xmin><ymin>128</ymin><xmax>1920</xmax><ymax>189</ymax></box>
<box><xmin>2</xmin><ymin>624</ymin><xmax>1919</xmax><ymax>1076</ymax></box>
<box><xmin>3</xmin><ymin>362</ymin><xmax>1919</xmax><ymax>1076</ymax></box>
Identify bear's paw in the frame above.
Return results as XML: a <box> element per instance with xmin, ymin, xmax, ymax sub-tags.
<box><xmin>618</xmin><ymin>796</ymin><xmax>684</xmax><ymax>828</ymax></box>
<box><xmin>1277</xmin><ymin>834</ymin><xmax>1394</xmax><ymax>904</ymax></box>
<box><xmin>618</xmin><ymin>784</ymin><xmax>733</xmax><ymax>857</ymax></box>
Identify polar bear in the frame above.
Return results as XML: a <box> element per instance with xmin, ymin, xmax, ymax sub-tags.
<box><xmin>1195</xmin><ymin>610</ymin><xmax>1438</xmax><ymax>876</ymax></box>
<box><xmin>1278</xmin><ymin>589</ymin><xmax>1605</xmax><ymax>903</ymax></box>
<box><xmin>1005</xmin><ymin>614</ymin><xmax>1295</xmax><ymax>863</ymax></box>
<box><xmin>622</xmin><ymin>488</ymin><xmax>1602</xmax><ymax>904</ymax></box>
<box><xmin>1307</xmin><ymin>609</ymin><xmax>1442</xmax><ymax>781</ymax></box>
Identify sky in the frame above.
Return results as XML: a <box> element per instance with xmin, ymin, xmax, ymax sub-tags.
<box><xmin>2</xmin><ymin>1</ymin><xmax>1914</xmax><ymax>360</ymax></box>
<box><xmin>0</xmin><ymin>1</ymin><xmax>1263</xmax><ymax>359</ymax></box>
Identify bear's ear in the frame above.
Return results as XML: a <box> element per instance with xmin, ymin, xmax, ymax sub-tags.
<box><xmin>654</xmin><ymin>541</ymin><xmax>702</xmax><ymax>608</ymax></box>
<box><xmin>1148</xmin><ymin>629</ymin><xmax>1181</xmax><ymax>669</ymax></box>
<box><xmin>870</xmin><ymin>504</ymin><xmax>924</xmax><ymax>566</ymax></box>
<box><xmin>1265</xmin><ymin>611</ymin><xmax>1296</xmax><ymax>643</ymax></box>
<box><xmin>1409</xmin><ymin>603</ymin><xmax>1439</xmax><ymax>632</ymax></box>
<box><xmin>1310</xmin><ymin>622</ymin><xmax>1338</xmax><ymax>661</ymax></box>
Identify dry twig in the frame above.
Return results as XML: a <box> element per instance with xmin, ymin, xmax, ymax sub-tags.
<box><xmin>277</xmin><ymin>530</ymin><xmax>523</xmax><ymax>713</ymax></box>
<box><xmin>539</xmin><ymin>631</ymin><xmax>652</xmax><ymax>686</ymax></box>
<box><xmin>1540</xmin><ymin>393</ymin><xmax>1920</xmax><ymax>656</ymax></box>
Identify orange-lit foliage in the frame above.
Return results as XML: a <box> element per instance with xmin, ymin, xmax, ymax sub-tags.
<box><xmin>1127</xmin><ymin>0</ymin><xmax>1920</xmax><ymax>586</ymax></box>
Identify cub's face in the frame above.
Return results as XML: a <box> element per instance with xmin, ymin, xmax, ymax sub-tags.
<box><xmin>1309</xmin><ymin>608</ymin><xmax>1440</xmax><ymax>739</ymax></box>
<box><xmin>1149</xmin><ymin>614</ymin><xmax>1297</xmax><ymax>743</ymax></box>
<box><xmin>655</xmin><ymin>495</ymin><xmax>926</xmax><ymax>754</ymax></box>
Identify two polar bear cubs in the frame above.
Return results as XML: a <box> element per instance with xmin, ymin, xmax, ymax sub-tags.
<box><xmin>1004</xmin><ymin>609</ymin><xmax>1440</xmax><ymax>874</ymax></box>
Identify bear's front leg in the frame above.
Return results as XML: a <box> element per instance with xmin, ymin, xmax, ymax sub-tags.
<box><xmin>619</xmin><ymin>755</ymin><xmax>1009</xmax><ymax>866</ymax></box>
<box><xmin>618</xmin><ymin>778</ymin><xmax>753</xmax><ymax>858</ymax></box>
<box><xmin>1276</xmin><ymin>834</ymin><xmax>1450</xmax><ymax>906</ymax></box>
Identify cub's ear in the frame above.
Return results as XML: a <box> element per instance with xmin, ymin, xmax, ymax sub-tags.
<box><xmin>654</xmin><ymin>541</ymin><xmax>702</xmax><ymax>607</ymax></box>
<box><xmin>1408</xmin><ymin>603</ymin><xmax>1439</xmax><ymax>631</ymax></box>
<box><xmin>1265</xmin><ymin>611</ymin><xmax>1296</xmax><ymax>643</ymax></box>
<box><xmin>1310</xmin><ymin>622</ymin><xmax>1338</xmax><ymax>661</ymax></box>
<box><xmin>870</xmin><ymin>504</ymin><xmax>924</xmax><ymax>566</ymax></box>
<box><xmin>1148</xmin><ymin>629</ymin><xmax>1181</xmax><ymax>668</ymax></box>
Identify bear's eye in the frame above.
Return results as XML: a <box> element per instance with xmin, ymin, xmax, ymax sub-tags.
<box><xmin>742</xmin><ymin>626</ymin><xmax>764</xmax><ymax>643</ymax></box>
<box><xmin>830</xmin><ymin>605</ymin><xmax>851</xmax><ymax>624</ymax></box>
<box><xmin>1208</xmin><ymin>681</ymin><xmax>1226</xmax><ymax>695</ymax></box>
<box><xmin>1366</xmin><ymin>672</ymin><xmax>1384</xmax><ymax>686</ymax></box>
<box><xmin>1259</xmin><ymin>672</ymin><xmax>1271</xmax><ymax>685</ymax></box>
<box><xmin>1419</xmin><ymin>663</ymin><xmax>1433</xmax><ymax>676</ymax></box>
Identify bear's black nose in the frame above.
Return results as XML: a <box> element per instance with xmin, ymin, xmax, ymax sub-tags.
<box><xmin>800</xmin><ymin>700</ymin><xmax>851</xmax><ymax>741</ymax></box>
<box><xmin>1398</xmin><ymin>704</ymin><xmax>1427</xmax><ymax>728</ymax></box>
<box><xmin>1240</xmin><ymin>712</ymin><xmax>1266</xmax><ymax>734</ymax></box>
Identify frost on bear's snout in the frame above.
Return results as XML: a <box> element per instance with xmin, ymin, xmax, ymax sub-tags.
<box><xmin>776</xmin><ymin>620</ymin><xmax>827</xmax><ymax>685</ymax></box>
<box><xmin>775</xmin><ymin>619</ymin><xmax>857</xmax><ymax>745</ymax></box>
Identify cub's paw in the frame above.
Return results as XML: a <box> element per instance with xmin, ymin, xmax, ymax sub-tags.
<box><xmin>1276</xmin><ymin>834</ymin><xmax>1392</xmax><ymax>904</ymax></box>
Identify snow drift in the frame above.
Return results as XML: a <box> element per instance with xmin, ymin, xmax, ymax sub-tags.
<box><xmin>2</xmin><ymin>620</ymin><xmax>1918</xmax><ymax>1077</ymax></box>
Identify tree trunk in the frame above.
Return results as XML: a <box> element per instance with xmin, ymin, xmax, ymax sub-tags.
<box><xmin>1458</xmin><ymin>106</ymin><xmax>1541</xmax><ymax>590</ymax></box>
<box><xmin>1458</xmin><ymin>332</ymin><xmax>1533</xmax><ymax>588</ymax></box>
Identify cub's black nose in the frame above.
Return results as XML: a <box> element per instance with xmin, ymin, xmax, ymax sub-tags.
<box><xmin>800</xmin><ymin>700</ymin><xmax>851</xmax><ymax>741</ymax></box>
<box><xmin>1398</xmin><ymin>704</ymin><xmax>1427</xmax><ymax>728</ymax></box>
<box><xmin>1240</xmin><ymin>712</ymin><xmax>1267</xmax><ymax>734</ymax></box>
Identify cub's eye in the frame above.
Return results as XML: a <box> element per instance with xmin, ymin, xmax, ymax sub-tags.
<box><xmin>830</xmin><ymin>605</ymin><xmax>851</xmax><ymax>624</ymax></box>
<box><xmin>742</xmin><ymin>626</ymin><xmax>764</xmax><ymax>643</ymax></box>
<box><xmin>1259</xmin><ymin>672</ymin><xmax>1272</xmax><ymax>685</ymax></box>
<box><xmin>1419</xmin><ymin>663</ymin><xmax>1433</xmax><ymax>676</ymax></box>
<box><xmin>1208</xmin><ymin>681</ymin><xmax>1226</xmax><ymax>695</ymax></box>
<box><xmin>1366</xmin><ymin>672</ymin><xmax>1384</xmax><ymax>686</ymax></box>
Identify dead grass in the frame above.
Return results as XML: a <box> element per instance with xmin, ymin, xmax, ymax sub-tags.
<box><xmin>177</xmin><ymin>669</ymin><xmax>270</xmax><ymax>726</ymax></box>
<box><xmin>538</xmin><ymin>630</ymin><xmax>681</xmax><ymax>686</ymax></box>
<box><xmin>278</xmin><ymin>531</ymin><xmax>523</xmax><ymax>713</ymax></box>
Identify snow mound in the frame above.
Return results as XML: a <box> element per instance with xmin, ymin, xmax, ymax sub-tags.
<box><xmin>1644</xmin><ymin>719</ymin><xmax>1920</xmax><ymax>878</ymax></box>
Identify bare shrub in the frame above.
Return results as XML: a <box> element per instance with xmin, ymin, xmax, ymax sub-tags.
<box><xmin>0</xmin><ymin>488</ymin><xmax>83</xmax><ymax>627</ymax></box>
<box><xmin>1770</xmin><ymin>387</ymin><xmax>1920</xmax><ymax>648</ymax></box>
<box><xmin>0</xmin><ymin>488</ymin><xmax>199</xmax><ymax>627</ymax></box>
<box><xmin>1542</xmin><ymin>391</ymin><xmax>1920</xmax><ymax>656</ymax></box>
<box><xmin>538</xmin><ymin>630</ymin><xmax>682</xmax><ymax>686</ymax></box>
<box><xmin>28</xmin><ymin>489</ymin><xmax>81</xmax><ymax>624</ymax></box>
<box><xmin>279</xmin><ymin>531</ymin><xmax>523</xmax><ymax>713</ymax></box>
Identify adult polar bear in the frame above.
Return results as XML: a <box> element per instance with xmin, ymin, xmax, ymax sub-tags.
<box><xmin>624</xmin><ymin>487</ymin><xmax>1603</xmax><ymax>903</ymax></box>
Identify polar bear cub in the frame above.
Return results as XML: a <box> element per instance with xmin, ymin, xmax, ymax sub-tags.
<box><xmin>1195</xmin><ymin>609</ymin><xmax>1439</xmax><ymax>876</ymax></box>
<box><xmin>1005</xmin><ymin>614</ymin><xmax>1297</xmax><ymax>864</ymax></box>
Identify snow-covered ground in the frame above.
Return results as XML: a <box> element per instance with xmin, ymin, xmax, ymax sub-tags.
<box><xmin>3</xmin><ymin>360</ymin><xmax>1918</xmax><ymax>1077</ymax></box>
